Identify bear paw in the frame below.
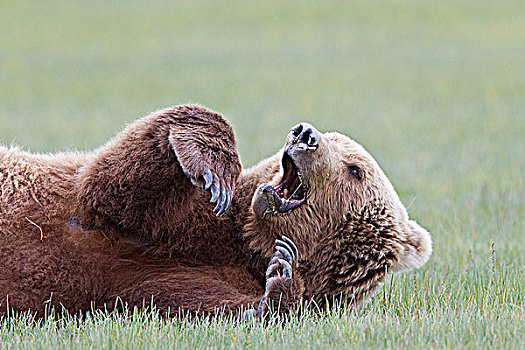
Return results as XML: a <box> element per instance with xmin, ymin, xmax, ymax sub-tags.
<box><xmin>246</xmin><ymin>235</ymin><xmax>299</xmax><ymax>320</ymax></box>
<box><xmin>173</xmin><ymin>134</ymin><xmax>240</xmax><ymax>217</ymax></box>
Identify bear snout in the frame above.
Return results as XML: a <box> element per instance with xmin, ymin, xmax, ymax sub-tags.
<box><xmin>287</xmin><ymin>122</ymin><xmax>320</xmax><ymax>151</ymax></box>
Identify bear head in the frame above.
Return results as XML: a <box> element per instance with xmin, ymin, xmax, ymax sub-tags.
<box><xmin>248</xmin><ymin>123</ymin><xmax>432</xmax><ymax>281</ymax></box>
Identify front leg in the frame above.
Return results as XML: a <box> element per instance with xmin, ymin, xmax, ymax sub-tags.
<box><xmin>76</xmin><ymin>104</ymin><xmax>241</xmax><ymax>239</ymax></box>
<box><xmin>246</xmin><ymin>236</ymin><xmax>304</xmax><ymax>320</ymax></box>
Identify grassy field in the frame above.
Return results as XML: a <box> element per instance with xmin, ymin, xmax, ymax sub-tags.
<box><xmin>1</xmin><ymin>0</ymin><xmax>524</xmax><ymax>348</ymax></box>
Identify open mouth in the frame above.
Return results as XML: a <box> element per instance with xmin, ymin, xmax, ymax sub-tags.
<box><xmin>270</xmin><ymin>151</ymin><xmax>308</xmax><ymax>214</ymax></box>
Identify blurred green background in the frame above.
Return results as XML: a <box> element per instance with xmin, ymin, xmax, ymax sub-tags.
<box><xmin>1</xmin><ymin>0</ymin><xmax>524</xmax><ymax>283</ymax></box>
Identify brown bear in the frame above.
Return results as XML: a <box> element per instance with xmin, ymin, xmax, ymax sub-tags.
<box><xmin>0</xmin><ymin>104</ymin><xmax>432</xmax><ymax>318</ymax></box>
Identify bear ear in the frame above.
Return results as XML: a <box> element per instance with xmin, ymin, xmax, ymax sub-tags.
<box><xmin>391</xmin><ymin>219</ymin><xmax>432</xmax><ymax>273</ymax></box>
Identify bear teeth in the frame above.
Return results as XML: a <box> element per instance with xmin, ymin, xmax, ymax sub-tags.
<box><xmin>270</xmin><ymin>151</ymin><xmax>309</xmax><ymax>215</ymax></box>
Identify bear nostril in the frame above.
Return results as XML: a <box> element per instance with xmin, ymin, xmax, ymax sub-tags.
<box><xmin>292</xmin><ymin>124</ymin><xmax>303</xmax><ymax>137</ymax></box>
<box><xmin>300</xmin><ymin>128</ymin><xmax>312</xmax><ymax>144</ymax></box>
<box><xmin>307</xmin><ymin>134</ymin><xmax>317</xmax><ymax>147</ymax></box>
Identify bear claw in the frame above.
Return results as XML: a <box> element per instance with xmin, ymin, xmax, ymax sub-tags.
<box><xmin>283</xmin><ymin>235</ymin><xmax>298</xmax><ymax>259</ymax></box>
<box><xmin>183</xmin><ymin>168</ymin><xmax>232</xmax><ymax>217</ymax></box>
<box><xmin>213</xmin><ymin>185</ymin><xmax>226</xmax><ymax>212</ymax></box>
<box><xmin>196</xmin><ymin>174</ymin><xmax>231</xmax><ymax>217</ymax></box>
<box><xmin>268</xmin><ymin>236</ymin><xmax>298</xmax><ymax>277</ymax></box>
<box><xmin>275</xmin><ymin>246</ymin><xmax>292</xmax><ymax>265</ymax></box>
<box><xmin>210</xmin><ymin>177</ymin><xmax>220</xmax><ymax>202</ymax></box>
<box><xmin>276</xmin><ymin>235</ymin><xmax>298</xmax><ymax>261</ymax></box>
<box><xmin>203</xmin><ymin>170</ymin><xmax>213</xmax><ymax>190</ymax></box>
<box><xmin>254</xmin><ymin>236</ymin><xmax>299</xmax><ymax>317</ymax></box>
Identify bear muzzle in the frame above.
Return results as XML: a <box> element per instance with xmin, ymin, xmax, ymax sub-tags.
<box><xmin>286</xmin><ymin>122</ymin><xmax>321</xmax><ymax>151</ymax></box>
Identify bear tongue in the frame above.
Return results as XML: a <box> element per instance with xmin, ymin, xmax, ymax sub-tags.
<box><xmin>283</xmin><ymin>188</ymin><xmax>289</xmax><ymax>200</ymax></box>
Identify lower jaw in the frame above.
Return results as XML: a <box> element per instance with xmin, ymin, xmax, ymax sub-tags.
<box><xmin>253</xmin><ymin>183</ymin><xmax>307</xmax><ymax>218</ymax></box>
<box><xmin>270</xmin><ymin>200</ymin><xmax>307</xmax><ymax>217</ymax></box>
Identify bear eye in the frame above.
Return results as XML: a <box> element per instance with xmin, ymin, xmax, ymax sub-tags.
<box><xmin>348</xmin><ymin>164</ymin><xmax>363</xmax><ymax>180</ymax></box>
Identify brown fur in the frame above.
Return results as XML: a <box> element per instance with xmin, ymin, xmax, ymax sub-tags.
<box><xmin>0</xmin><ymin>105</ymin><xmax>431</xmax><ymax>317</ymax></box>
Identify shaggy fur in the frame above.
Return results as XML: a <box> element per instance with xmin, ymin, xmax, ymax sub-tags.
<box><xmin>0</xmin><ymin>105</ymin><xmax>431</xmax><ymax>317</ymax></box>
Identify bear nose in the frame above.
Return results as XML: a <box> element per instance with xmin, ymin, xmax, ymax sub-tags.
<box><xmin>290</xmin><ymin>122</ymin><xmax>320</xmax><ymax>150</ymax></box>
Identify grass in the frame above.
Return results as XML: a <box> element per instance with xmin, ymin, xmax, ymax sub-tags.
<box><xmin>1</xmin><ymin>0</ymin><xmax>524</xmax><ymax>348</ymax></box>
